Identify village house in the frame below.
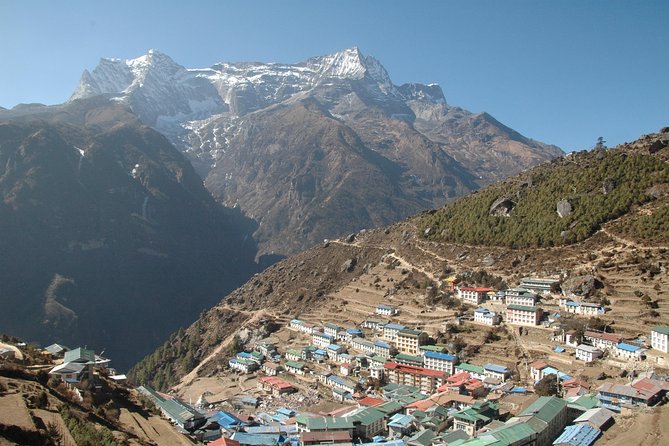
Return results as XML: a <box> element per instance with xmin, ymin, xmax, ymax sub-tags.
<box><xmin>342</xmin><ymin>328</ymin><xmax>364</xmax><ymax>342</ymax></box>
<box><xmin>445</xmin><ymin>277</ymin><xmax>460</xmax><ymax>292</ymax></box>
<box><xmin>289</xmin><ymin>319</ymin><xmax>316</xmax><ymax>334</ymax></box>
<box><xmin>387</xmin><ymin>413</ymin><xmax>417</xmax><ymax>437</ymax></box>
<box><xmin>285</xmin><ymin>349</ymin><xmax>303</xmax><ymax>362</ymax></box>
<box><xmin>452</xmin><ymin>401</ymin><xmax>500</xmax><ymax>436</ymax></box>
<box><xmin>529</xmin><ymin>360</ymin><xmax>551</xmax><ymax>382</ymax></box>
<box><xmin>506</xmin><ymin>304</ymin><xmax>543</xmax><ymax>326</ymax></box>
<box><xmin>519</xmin><ymin>277</ymin><xmax>560</xmax><ymax>295</ymax></box>
<box><xmin>458</xmin><ymin>287</ymin><xmax>494</xmax><ymax>305</ymax></box>
<box><xmin>326</xmin><ymin>343</ymin><xmax>346</xmax><ymax>360</ymax></box>
<box><xmin>350</xmin><ymin>337</ymin><xmax>376</xmax><ymax>355</ymax></box>
<box><xmin>261</xmin><ymin>362</ymin><xmax>282</xmax><ymax>376</ymax></box>
<box><xmin>394</xmin><ymin>353</ymin><xmax>424</xmax><ymax>367</ymax></box>
<box><xmin>583</xmin><ymin>331</ymin><xmax>623</xmax><ymax>351</ymax></box>
<box><xmin>575</xmin><ymin>344</ymin><xmax>603</xmax><ymax>363</ymax></box>
<box><xmin>383</xmin><ymin>362</ymin><xmax>447</xmax><ymax>394</ymax></box>
<box><xmin>597</xmin><ymin>382</ymin><xmax>663</xmax><ymax>412</ymax></box>
<box><xmin>383</xmin><ymin>323</ymin><xmax>406</xmax><ymax>342</ymax></box>
<box><xmin>613</xmin><ymin>343</ymin><xmax>646</xmax><ymax>361</ymax></box>
<box><xmin>139</xmin><ymin>386</ymin><xmax>206</xmax><ymax>431</ymax></box>
<box><xmin>373</xmin><ymin>340</ymin><xmax>394</xmax><ymax>358</ymax></box>
<box><xmin>473</xmin><ymin>308</ymin><xmax>501</xmax><ymax>326</ymax></box>
<box><xmin>376</xmin><ymin>304</ymin><xmax>400</xmax><ymax>316</ymax></box>
<box><xmin>340</xmin><ymin>362</ymin><xmax>356</xmax><ymax>376</ymax></box>
<box><xmin>326</xmin><ymin>375</ymin><xmax>358</xmax><ymax>395</ymax></box>
<box><xmin>324</xmin><ymin>323</ymin><xmax>344</xmax><ymax>338</ymax></box>
<box><xmin>257</xmin><ymin>376</ymin><xmax>296</xmax><ymax>396</ymax></box>
<box><xmin>361</xmin><ymin>317</ymin><xmax>390</xmax><ymax>331</ymax></box>
<box><xmin>504</xmin><ymin>288</ymin><xmax>538</xmax><ymax>307</ymax></box>
<box><xmin>553</xmin><ymin>424</ymin><xmax>601</xmax><ymax>446</ymax></box>
<box><xmin>43</xmin><ymin>343</ymin><xmax>70</xmax><ymax>358</ymax></box>
<box><xmin>255</xmin><ymin>341</ymin><xmax>277</xmax><ymax>357</ymax></box>
<box><xmin>423</xmin><ymin>351</ymin><xmax>457</xmax><ymax>375</ymax></box>
<box><xmin>651</xmin><ymin>326</ymin><xmax>669</xmax><ymax>353</ymax></box>
<box><xmin>285</xmin><ymin>361</ymin><xmax>306</xmax><ymax>375</ymax></box>
<box><xmin>312</xmin><ymin>331</ymin><xmax>335</xmax><ymax>348</ymax></box>
<box><xmin>301</xmin><ymin>431</ymin><xmax>352</xmax><ymax>446</ymax></box>
<box><xmin>229</xmin><ymin>357</ymin><xmax>259</xmax><ymax>374</ymax></box>
<box><xmin>483</xmin><ymin>363</ymin><xmax>511</xmax><ymax>382</ymax></box>
<box><xmin>515</xmin><ymin>396</ymin><xmax>569</xmax><ymax>446</ymax></box>
<box><xmin>563</xmin><ymin>300</ymin><xmax>605</xmax><ymax>316</ymax></box>
<box><xmin>396</xmin><ymin>329</ymin><xmax>428</xmax><ymax>355</ymax></box>
<box><xmin>573</xmin><ymin>407</ymin><xmax>615</xmax><ymax>431</ymax></box>
<box><xmin>454</xmin><ymin>363</ymin><xmax>486</xmax><ymax>381</ymax></box>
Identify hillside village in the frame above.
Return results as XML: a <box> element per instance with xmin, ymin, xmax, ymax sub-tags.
<box><xmin>127</xmin><ymin>242</ymin><xmax>669</xmax><ymax>446</ymax></box>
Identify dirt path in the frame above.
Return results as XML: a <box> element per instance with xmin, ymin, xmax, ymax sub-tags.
<box><xmin>176</xmin><ymin>308</ymin><xmax>269</xmax><ymax>389</ymax></box>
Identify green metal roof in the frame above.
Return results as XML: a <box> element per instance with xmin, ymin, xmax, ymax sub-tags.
<box><xmin>519</xmin><ymin>396</ymin><xmax>567</xmax><ymax>423</ymax></box>
<box><xmin>419</xmin><ymin>345</ymin><xmax>447</xmax><ymax>353</ymax></box>
<box><xmin>375</xmin><ymin>401</ymin><xmax>403</xmax><ymax>414</ymax></box>
<box><xmin>285</xmin><ymin>361</ymin><xmax>306</xmax><ymax>369</ymax></box>
<box><xmin>395</xmin><ymin>353</ymin><xmax>424</xmax><ymax>364</ymax></box>
<box><xmin>456</xmin><ymin>362</ymin><xmax>485</xmax><ymax>374</ymax></box>
<box><xmin>488</xmin><ymin>421</ymin><xmax>537</xmax><ymax>443</ymax></box>
<box><xmin>506</xmin><ymin>304</ymin><xmax>540</xmax><ymax>312</ymax></box>
<box><xmin>350</xmin><ymin>407</ymin><xmax>385</xmax><ymax>425</ymax></box>
<box><xmin>399</xmin><ymin>328</ymin><xmax>425</xmax><ymax>337</ymax></box>
<box><xmin>63</xmin><ymin>347</ymin><xmax>95</xmax><ymax>364</ymax></box>
<box><xmin>302</xmin><ymin>416</ymin><xmax>355</xmax><ymax>430</ymax></box>
<box><xmin>570</xmin><ymin>395</ymin><xmax>599</xmax><ymax>410</ymax></box>
<box><xmin>652</xmin><ymin>326</ymin><xmax>669</xmax><ymax>335</ymax></box>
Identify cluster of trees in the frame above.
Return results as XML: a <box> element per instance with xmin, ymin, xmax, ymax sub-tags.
<box><xmin>457</xmin><ymin>270</ymin><xmax>507</xmax><ymax>289</ymax></box>
<box><xmin>59</xmin><ymin>406</ymin><xmax>123</xmax><ymax>446</ymax></box>
<box><xmin>420</xmin><ymin>150</ymin><xmax>669</xmax><ymax>248</ymax></box>
<box><xmin>128</xmin><ymin>323</ymin><xmax>203</xmax><ymax>391</ymax></box>
<box><xmin>616</xmin><ymin>203</ymin><xmax>669</xmax><ymax>244</ymax></box>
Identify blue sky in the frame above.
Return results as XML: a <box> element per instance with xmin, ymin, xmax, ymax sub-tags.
<box><xmin>1</xmin><ymin>0</ymin><xmax>667</xmax><ymax>151</ymax></box>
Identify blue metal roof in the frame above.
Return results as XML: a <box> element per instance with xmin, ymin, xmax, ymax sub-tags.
<box><xmin>484</xmin><ymin>363</ymin><xmax>510</xmax><ymax>374</ymax></box>
<box><xmin>377</xmin><ymin>304</ymin><xmax>394</xmax><ymax>310</ymax></box>
<box><xmin>617</xmin><ymin>343</ymin><xmax>642</xmax><ymax>352</ymax></box>
<box><xmin>384</xmin><ymin>324</ymin><xmax>405</xmax><ymax>330</ymax></box>
<box><xmin>475</xmin><ymin>307</ymin><xmax>490</xmax><ymax>313</ymax></box>
<box><xmin>553</xmin><ymin>424</ymin><xmax>600</xmax><ymax>446</ymax></box>
<box><xmin>375</xmin><ymin>341</ymin><xmax>391</xmax><ymax>348</ymax></box>
<box><xmin>424</xmin><ymin>351</ymin><xmax>457</xmax><ymax>361</ymax></box>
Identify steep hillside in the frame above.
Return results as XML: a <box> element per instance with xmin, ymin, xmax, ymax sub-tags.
<box><xmin>130</xmin><ymin>128</ymin><xmax>669</xmax><ymax>392</ymax></box>
<box><xmin>71</xmin><ymin>48</ymin><xmax>562</xmax><ymax>256</ymax></box>
<box><xmin>420</xmin><ymin>128</ymin><xmax>669</xmax><ymax>248</ymax></box>
<box><xmin>0</xmin><ymin>98</ymin><xmax>259</xmax><ymax>369</ymax></box>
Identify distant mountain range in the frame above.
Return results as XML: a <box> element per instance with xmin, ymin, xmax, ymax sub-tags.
<box><xmin>70</xmin><ymin>48</ymin><xmax>563</xmax><ymax>256</ymax></box>
<box><xmin>0</xmin><ymin>48</ymin><xmax>563</xmax><ymax>368</ymax></box>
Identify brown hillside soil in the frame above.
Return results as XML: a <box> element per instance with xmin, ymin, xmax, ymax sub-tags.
<box><xmin>596</xmin><ymin>404</ymin><xmax>669</xmax><ymax>446</ymax></box>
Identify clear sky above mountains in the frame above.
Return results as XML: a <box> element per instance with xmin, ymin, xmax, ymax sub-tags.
<box><xmin>1</xmin><ymin>0</ymin><xmax>667</xmax><ymax>151</ymax></box>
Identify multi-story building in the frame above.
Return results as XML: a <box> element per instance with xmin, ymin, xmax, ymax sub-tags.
<box><xmin>383</xmin><ymin>362</ymin><xmax>447</xmax><ymax>394</ymax></box>
<box><xmin>504</xmin><ymin>288</ymin><xmax>538</xmax><ymax>307</ymax></box>
<box><xmin>396</xmin><ymin>329</ymin><xmax>428</xmax><ymax>355</ymax></box>
<box><xmin>483</xmin><ymin>363</ymin><xmax>511</xmax><ymax>382</ymax></box>
<box><xmin>289</xmin><ymin>319</ymin><xmax>316</xmax><ymax>334</ymax></box>
<box><xmin>473</xmin><ymin>308</ymin><xmax>501</xmax><ymax>326</ymax></box>
<box><xmin>313</xmin><ymin>332</ymin><xmax>335</xmax><ymax>348</ymax></box>
<box><xmin>575</xmin><ymin>344</ymin><xmax>603</xmax><ymax>363</ymax></box>
<box><xmin>506</xmin><ymin>305</ymin><xmax>542</xmax><ymax>326</ymax></box>
<box><xmin>423</xmin><ymin>351</ymin><xmax>457</xmax><ymax>375</ymax></box>
<box><xmin>350</xmin><ymin>337</ymin><xmax>376</xmax><ymax>355</ymax></box>
<box><xmin>458</xmin><ymin>287</ymin><xmax>494</xmax><ymax>305</ymax></box>
<box><xmin>651</xmin><ymin>326</ymin><xmax>669</xmax><ymax>353</ymax></box>
<box><xmin>613</xmin><ymin>343</ymin><xmax>646</xmax><ymax>361</ymax></box>
<box><xmin>452</xmin><ymin>401</ymin><xmax>500</xmax><ymax>436</ymax></box>
<box><xmin>373</xmin><ymin>340</ymin><xmax>394</xmax><ymax>358</ymax></box>
<box><xmin>563</xmin><ymin>301</ymin><xmax>605</xmax><ymax>316</ymax></box>
<box><xmin>519</xmin><ymin>277</ymin><xmax>560</xmax><ymax>295</ymax></box>
<box><xmin>383</xmin><ymin>324</ymin><xmax>406</xmax><ymax>342</ymax></box>
<box><xmin>324</xmin><ymin>323</ymin><xmax>344</xmax><ymax>338</ymax></box>
<box><xmin>584</xmin><ymin>331</ymin><xmax>622</xmax><ymax>351</ymax></box>
<box><xmin>376</xmin><ymin>304</ymin><xmax>400</xmax><ymax>316</ymax></box>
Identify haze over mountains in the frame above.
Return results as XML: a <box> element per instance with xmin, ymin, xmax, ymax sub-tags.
<box><xmin>70</xmin><ymin>48</ymin><xmax>562</xmax><ymax>256</ymax></box>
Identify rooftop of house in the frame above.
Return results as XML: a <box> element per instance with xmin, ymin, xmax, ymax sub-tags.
<box><xmin>652</xmin><ymin>326</ymin><xmax>669</xmax><ymax>335</ymax></box>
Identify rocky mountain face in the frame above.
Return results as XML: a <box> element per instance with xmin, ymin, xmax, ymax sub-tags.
<box><xmin>71</xmin><ymin>48</ymin><xmax>563</xmax><ymax>256</ymax></box>
<box><xmin>131</xmin><ymin>129</ymin><xmax>669</xmax><ymax>391</ymax></box>
<box><xmin>0</xmin><ymin>98</ymin><xmax>259</xmax><ymax>369</ymax></box>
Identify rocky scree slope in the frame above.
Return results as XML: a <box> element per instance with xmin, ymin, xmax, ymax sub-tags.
<box><xmin>0</xmin><ymin>98</ymin><xmax>259</xmax><ymax>369</ymax></box>
<box><xmin>71</xmin><ymin>48</ymin><xmax>562</xmax><ymax>256</ymax></box>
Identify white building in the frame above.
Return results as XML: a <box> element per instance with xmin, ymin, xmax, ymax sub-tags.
<box><xmin>584</xmin><ymin>331</ymin><xmax>622</xmax><ymax>351</ymax></box>
<box><xmin>458</xmin><ymin>287</ymin><xmax>494</xmax><ymax>305</ymax></box>
<box><xmin>383</xmin><ymin>324</ymin><xmax>406</xmax><ymax>342</ymax></box>
<box><xmin>396</xmin><ymin>329</ymin><xmax>428</xmax><ymax>355</ymax></box>
<box><xmin>613</xmin><ymin>343</ymin><xmax>646</xmax><ymax>361</ymax></box>
<box><xmin>506</xmin><ymin>305</ymin><xmax>542</xmax><ymax>326</ymax></box>
<box><xmin>474</xmin><ymin>308</ymin><xmax>501</xmax><ymax>326</ymax></box>
<box><xmin>324</xmin><ymin>323</ymin><xmax>343</xmax><ymax>338</ymax></box>
<box><xmin>575</xmin><ymin>344</ymin><xmax>603</xmax><ymax>363</ymax></box>
<box><xmin>312</xmin><ymin>332</ymin><xmax>335</xmax><ymax>348</ymax></box>
<box><xmin>289</xmin><ymin>319</ymin><xmax>315</xmax><ymax>334</ymax></box>
<box><xmin>423</xmin><ymin>351</ymin><xmax>457</xmax><ymax>375</ymax></box>
<box><xmin>504</xmin><ymin>288</ymin><xmax>538</xmax><ymax>307</ymax></box>
<box><xmin>376</xmin><ymin>304</ymin><xmax>400</xmax><ymax>316</ymax></box>
<box><xmin>651</xmin><ymin>326</ymin><xmax>669</xmax><ymax>353</ymax></box>
<box><xmin>519</xmin><ymin>277</ymin><xmax>560</xmax><ymax>295</ymax></box>
<box><xmin>563</xmin><ymin>301</ymin><xmax>605</xmax><ymax>316</ymax></box>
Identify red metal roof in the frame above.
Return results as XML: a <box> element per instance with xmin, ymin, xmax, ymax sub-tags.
<box><xmin>384</xmin><ymin>362</ymin><xmax>446</xmax><ymax>378</ymax></box>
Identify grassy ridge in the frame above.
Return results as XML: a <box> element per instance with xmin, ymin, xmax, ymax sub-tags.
<box><xmin>419</xmin><ymin>148</ymin><xmax>669</xmax><ymax>248</ymax></box>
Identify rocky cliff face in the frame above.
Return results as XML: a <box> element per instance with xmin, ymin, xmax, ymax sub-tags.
<box><xmin>0</xmin><ymin>98</ymin><xmax>259</xmax><ymax>369</ymax></box>
<box><xmin>71</xmin><ymin>48</ymin><xmax>563</xmax><ymax>256</ymax></box>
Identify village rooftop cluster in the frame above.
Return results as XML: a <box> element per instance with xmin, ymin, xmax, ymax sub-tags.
<box><xmin>106</xmin><ymin>274</ymin><xmax>669</xmax><ymax>446</ymax></box>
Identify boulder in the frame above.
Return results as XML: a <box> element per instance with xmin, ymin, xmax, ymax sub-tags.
<box><xmin>489</xmin><ymin>197</ymin><xmax>515</xmax><ymax>216</ymax></box>
<box><xmin>556</xmin><ymin>199</ymin><xmax>573</xmax><ymax>218</ymax></box>
<box><xmin>341</xmin><ymin>258</ymin><xmax>357</xmax><ymax>273</ymax></box>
